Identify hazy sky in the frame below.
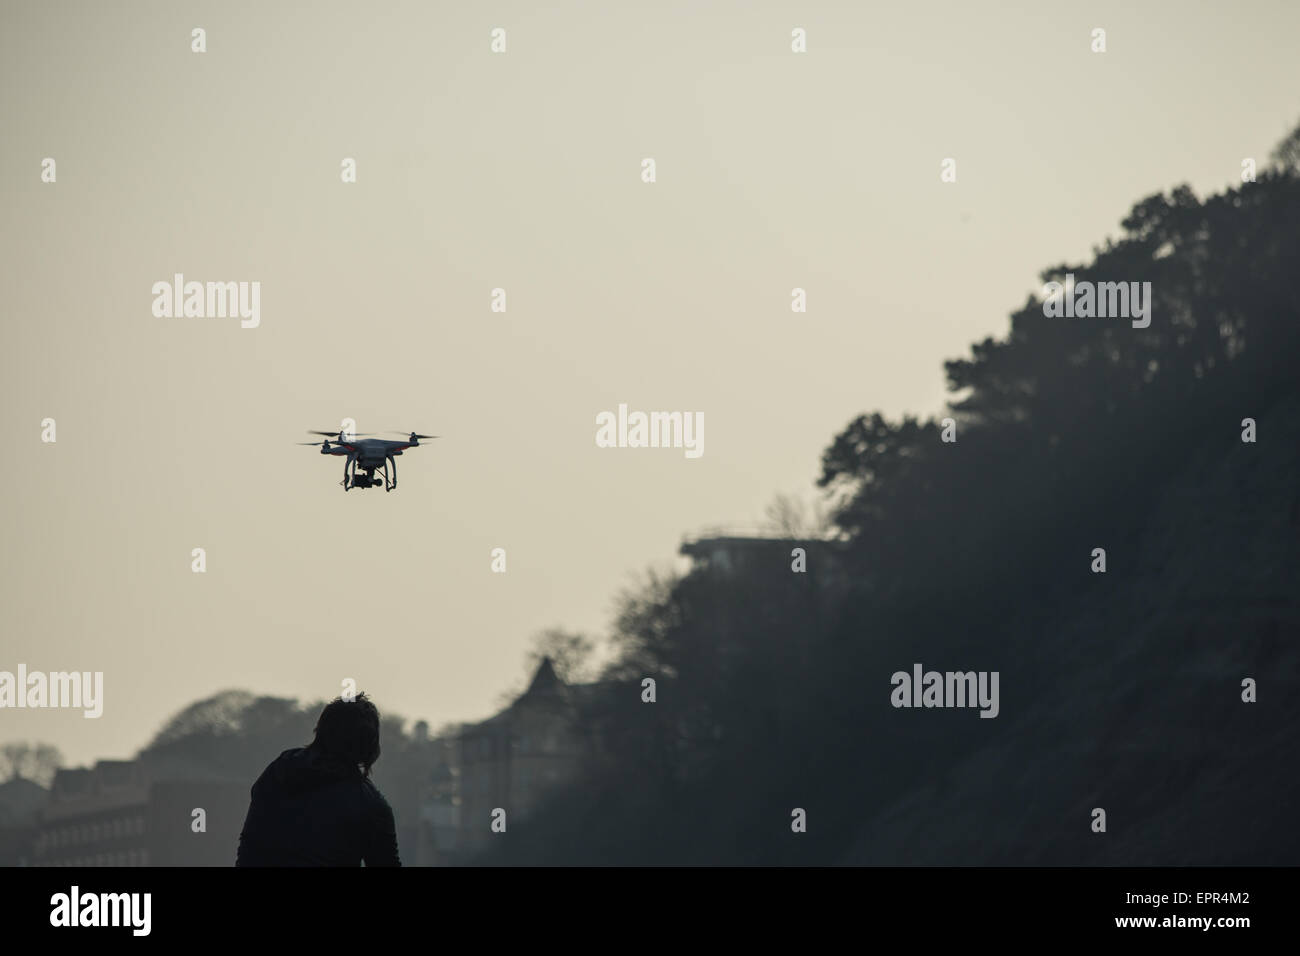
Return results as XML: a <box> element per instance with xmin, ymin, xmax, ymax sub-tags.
<box><xmin>3</xmin><ymin>0</ymin><xmax>1297</xmax><ymax>768</ymax></box>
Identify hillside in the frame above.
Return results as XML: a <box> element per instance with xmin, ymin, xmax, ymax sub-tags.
<box><xmin>845</xmin><ymin>393</ymin><xmax>1300</xmax><ymax>864</ymax></box>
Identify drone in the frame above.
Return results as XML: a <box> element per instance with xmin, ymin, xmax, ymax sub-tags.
<box><xmin>298</xmin><ymin>430</ymin><xmax>438</xmax><ymax>492</ymax></box>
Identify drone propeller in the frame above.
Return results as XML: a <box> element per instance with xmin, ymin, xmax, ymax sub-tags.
<box><xmin>388</xmin><ymin>431</ymin><xmax>439</xmax><ymax>440</ymax></box>
<box><xmin>306</xmin><ymin>430</ymin><xmax>373</xmax><ymax>438</ymax></box>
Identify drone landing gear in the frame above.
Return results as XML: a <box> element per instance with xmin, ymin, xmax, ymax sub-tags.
<box><xmin>342</xmin><ymin>456</ymin><xmax>359</xmax><ymax>492</ymax></box>
<box><xmin>336</xmin><ymin>455</ymin><xmax>399</xmax><ymax>493</ymax></box>
<box><xmin>340</xmin><ymin>456</ymin><xmax>396</xmax><ymax>492</ymax></box>
<box><xmin>369</xmin><ymin>458</ymin><xmax>396</xmax><ymax>492</ymax></box>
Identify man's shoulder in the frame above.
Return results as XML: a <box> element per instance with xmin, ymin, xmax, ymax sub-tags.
<box><xmin>254</xmin><ymin>747</ymin><xmax>303</xmax><ymax>777</ymax></box>
<box><xmin>260</xmin><ymin>747</ymin><xmax>306</xmax><ymax>770</ymax></box>
<box><xmin>359</xmin><ymin>777</ymin><xmax>395</xmax><ymax>813</ymax></box>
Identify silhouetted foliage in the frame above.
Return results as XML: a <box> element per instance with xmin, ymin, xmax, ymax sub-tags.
<box><xmin>140</xmin><ymin>691</ymin><xmax>315</xmax><ymax>783</ymax></box>
<box><xmin>478</xmin><ymin>121</ymin><xmax>1300</xmax><ymax>865</ymax></box>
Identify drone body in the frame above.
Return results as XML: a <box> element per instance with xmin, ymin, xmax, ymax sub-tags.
<box><xmin>299</xmin><ymin>430</ymin><xmax>438</xmax><ymax>492</ymax></box>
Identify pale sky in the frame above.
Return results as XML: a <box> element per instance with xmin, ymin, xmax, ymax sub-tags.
<box><xmin>2</xmin><ymin>0</ymin><xmax>1297</xmax><ymax>768</ymax></box>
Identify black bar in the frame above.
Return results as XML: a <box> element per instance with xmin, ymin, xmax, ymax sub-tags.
<box><xmin>3</xmin><ymin>866</ymin><xmax>1275</xmax><ymax>942</ymax></box>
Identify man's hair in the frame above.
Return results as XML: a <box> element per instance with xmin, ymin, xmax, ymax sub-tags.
<box><xmin>311</xmin><ymin>692</ymin><xmax>382</xmax><ymax>776</ymax></box>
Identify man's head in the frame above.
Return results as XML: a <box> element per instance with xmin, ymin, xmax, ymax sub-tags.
<box><xmin>311</xmin><ymin>692</ymin><xmax>382</xmax><ymax>776</ymax></box>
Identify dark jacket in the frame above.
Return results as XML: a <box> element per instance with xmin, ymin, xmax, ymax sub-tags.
<box><xmin>235</xmin><ymin>746</ymin><xmax>400</xmax><ymax>867</ymax></box>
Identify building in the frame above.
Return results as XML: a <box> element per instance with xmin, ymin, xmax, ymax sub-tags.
<box><xmin>32</xmin><ymin>759</ymin><xmax>247</xmax><ymax>866</ymax></box>
<box><xmin>413</xmin><ymin>760</ymin><xmax>458</xmax><ymax>866</ymax></box>
<box><xmin>679</xmin><ymin>527</ymin><xmax>845</xmax><ymax>583</ymax></box>
<box><xmin>0</xmin><ymin>776</ymin><xmax>48</xmax><ymax>866</ymax></box>
<box><xmin>413</xmin><ymin>735</ymin><xmax>461</xmax><ymax>866</ymax></box>
<box><xmin>454</xmin><ymin>658</ymin><xmax>588</xmax><ymax>859</ymax></box>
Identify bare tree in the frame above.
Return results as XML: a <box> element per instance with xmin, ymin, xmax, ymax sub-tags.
<box><xmin>490</xmin><ymin>628</ymin><xmax>602</xmax><ymax>708</ymax></box>
<box><xmin>0</xmin><ymin>742</ymin><xmax>28</xmax><ymax>781</ymax></box>
<box><xmin>1271</xmin><ymin>116</ymin><xmax>1300</xmax><ymax>171</ymax></box>
<box><xmin>763</xmin><ymin>491</ymin><xmax>831</xmax><ymax>538</ymax></box>
<box><xmin>524</xmin><ymin>628</ymin><xmax>597</xmax><ymax>684</ymax></box>
<box><xmin>28</xmin><ymin>744</ymin><xmax>62</xmax><ymax>786</ymax></box>
<box><xmin>0</xmin><ymin>741</ymin><xmax>63</xmax><ymax>786</ymax></box>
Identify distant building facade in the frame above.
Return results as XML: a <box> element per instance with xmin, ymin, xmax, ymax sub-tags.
<box><xmin>414</xmin><ymin>736</ymin><xmax>461</xmax><ymax>866</ymax></box>
<box><xmin>0</xmin><ymin>777</ymin><xmax>48</xmax><ymax>866</ymax></box>
<box><xmin>679</xmin><ymin>528</ymin><xmax>845</xmax><ymax>584</ymax></box>
<box><xmin>453</xmin><ymin>658</ymin><xmax>588</xmax><ymax>859</ymax></box>
<box><xmin>33</xmin><ymin>759</ymin><xmax>246</xmax><ymax>866</ymax></box>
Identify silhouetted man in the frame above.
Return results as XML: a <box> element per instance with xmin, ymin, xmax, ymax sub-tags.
<box><xmin>236</xmin><ymin>692</ymin><xmax>401</xmax><ymax>866</ymax></box>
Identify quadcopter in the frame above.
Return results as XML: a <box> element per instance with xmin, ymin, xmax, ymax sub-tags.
<box><xmin>298</xmin><ymin>430</ymin><xmax>437</xmax><ymax>492</ymax></box>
